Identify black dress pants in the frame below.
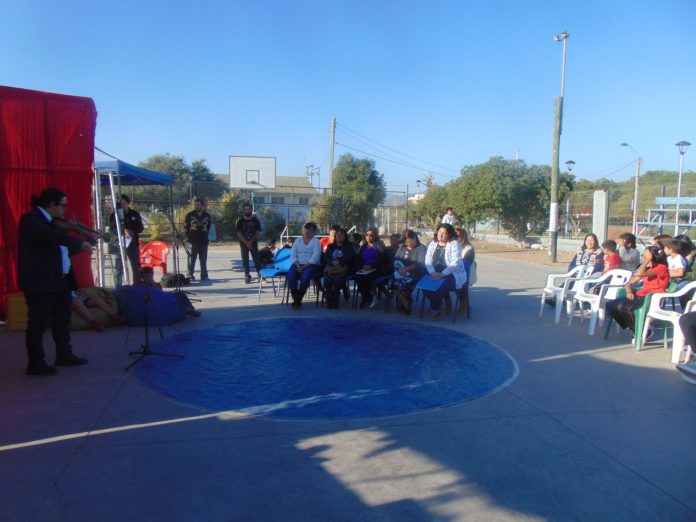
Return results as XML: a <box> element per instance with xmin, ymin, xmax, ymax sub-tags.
<box><xmin>24</xmin><ymin>284</ymin><xmax>73</xmax><ymax>366</ymax></box>
<box><xmin>189</xmin><ymin>241</ymin><xmax>209</xmax><ymax>279</ymax></box>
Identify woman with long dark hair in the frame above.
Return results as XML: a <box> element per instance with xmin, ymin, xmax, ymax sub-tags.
<box><xmin>606</xmin><ymin>245</ymin><xmax>670</xmax><ymax>335</ymax></box>
<box><xmin>391</xmin><ymin>230</ymin><xmax>427</xmax><ymax>314</ymax></box>
<box><xmin>355</xmin><ymin>227</ymin><xmax>390</xmax><ymax>308</ymax></box>
<box><xmin>423</xmin><ymin>223</ymin><xmax>467</xmax><ymax>320</ymax></box>
<box><xmin>569</xmin><ymin>233</ymin><xmax>604</xmax><ymax>273</ymax></box>
<box><xmin>322</xmin><ymin>228</ymin><xmax>355</xmax><ymax>309</ymax></box>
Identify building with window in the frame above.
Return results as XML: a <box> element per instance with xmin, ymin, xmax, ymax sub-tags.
<box><xmin>246</xmin><ymin>176</ymin><xmax>320</xmax><ymax>224</ymax></box>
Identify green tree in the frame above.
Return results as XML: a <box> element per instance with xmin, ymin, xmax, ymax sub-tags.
<box><xmin>213</xmin><ymin>190</ymin><xmax>242</xmax><ymax>238</ymax></box>
<box><xmin>449</xmin><ymin>157</ymin><xmax>574</xmax><ymax>241</ymax></box>
<box><xmin>137</xmin><ymin>154</ymin><xmax>225</xmax><ymax>204</ymax></box>
<box><xmin>259</xmin><ymin>206</ymin><xmax>286</xmax><ymax>241</ymax></box>
<box><xmin>331</xmin><ymin>154</ymin><xmax>387</xmax><ymax>230</ymax></box>
<box><xmin>414</xmin><ymin>185</ymin><xmax>448</xmax><ymax>228</ymax></box>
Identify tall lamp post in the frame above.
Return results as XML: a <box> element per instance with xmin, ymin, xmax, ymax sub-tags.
<box><xmin>548</xmin><ymin>31</ymin><xmax>569</xmax><ymax>262</ymax></box>
<box><xmin>675</xmin><ymin>140</ymin><xmax>691</xmax><ymax>235</ymax></box>
<box><xmin>621</xmin><ymin>143</ymin><xmax>642</xmax><ymax>236</ymax></box>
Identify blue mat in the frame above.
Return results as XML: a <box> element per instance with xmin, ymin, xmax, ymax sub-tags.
<box><xmin>135</xmin><ymin>318</ymin><xmax>517</xmax><ymax>419</ymax></box>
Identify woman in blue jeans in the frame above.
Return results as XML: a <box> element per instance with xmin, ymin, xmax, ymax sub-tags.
<box><xmin>287</xmin><ymin>222</ymin><xmax>322</xmax><ymax>308</ymax></box>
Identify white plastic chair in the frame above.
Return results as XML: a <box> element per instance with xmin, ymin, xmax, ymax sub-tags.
<box><xmin>566</xmin><ymin>269</ymin><xmax>633</xmax><ymax>335</ymax></box>
<box><xmin>642</xmin><ymin>281</ymin><xmax>696</xmax><ymax>363</ymax></box>
<box><xmin>540</xmin><ymin>265</ymin><xmax>593</xmax><ymax>324</ymax></box>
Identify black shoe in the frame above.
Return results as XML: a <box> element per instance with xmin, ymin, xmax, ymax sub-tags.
<box><xmin>244</xmin><ymin>274</ymin><xmax>252</xmax><ymax>284</ymax></box>
<box><xmin>55</xmin><ymin>354</ymin><xmax>88</xmax><ymax>366</ymax></box>
<box><xmin>291</xmin><ymin>301</ymin><xmax>302</xmax><ymax>309</ymax></box>
<box><xmin>26</xmin><ymin>362</ymin><xmax>57</xmax><ymax>376</ymax></box>
<box><xmin>343</xmin><ymin>286</ymin><xmax>350</xmax><ymax>301</ymax></box>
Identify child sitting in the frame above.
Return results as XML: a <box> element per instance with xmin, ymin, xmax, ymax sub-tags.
<box><xmin>602</xmin><ymin>240</ymin><xmax>622</xmax><ymax>273</ymax></box>
<box><xmin>664</xmin><ymin>238</ymin><xmax>688</xmax><ymax>280</ymax></box>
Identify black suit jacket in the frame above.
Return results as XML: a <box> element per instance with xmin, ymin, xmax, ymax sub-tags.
<box><xmin>17</xmin><ymin>208</ymin><xmax>85</xmax><ymax>293</ymax></box>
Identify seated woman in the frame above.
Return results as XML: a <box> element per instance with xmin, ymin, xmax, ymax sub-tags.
<box><xmin>288</xmin><ymin>222</ymin><xmax>322</xmax><ymax>308</ymax></box>
<box><xmin>455</xmin><ymin>226</ymin><xmax>477</xmax><ymax>314</ymax></box>
<box><xmin>322</xmin><ymin>228</ymin><xmax>355</xmax><ymax>309</ymax></box>
<box><xmin>392</xmin><ymin>230</ymin><xmax>427</xmax><ymax>315</ymax></box>
<box><xmin>569</xmin><ymin>233</ymin><xmax>604</xmax><ymax>274</ymax></box>
<box><xmin>605</xmin><ymin>245</ymin><xmax>670</xmax><ymax>337</ymax></box>
<box><xmin>617</xmin><ymin>232</ymin><xmax>641</xmax><ymax>271</ymax></box>
<box><xmin>423</xmin><ymin>223</ymin><xmax>467</xmax><ymax>320</ymax></box>
<box><xmin>355</xmin><ymin>227</ymin><xmax>390</xmax><ymax>308</ymax></box>
<box><xmin>71</xmin><ymin>289</ymin><xmax>123</xmax><ymax>332</ymax></box>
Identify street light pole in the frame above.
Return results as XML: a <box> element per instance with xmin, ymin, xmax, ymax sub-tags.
<box><xmin>675</xmin><ymin>140</ymin><xmax>691</xmax><ymax>235</ymax></box>
<box><xmin>620</xmin><ymin>143</ymin><xmax>642</xmax><ymax>236</ymax></box>
<box><xmin>548</xmin><ymin>31</ymin><xmax>569</xmax><ymax>262</ymax></box>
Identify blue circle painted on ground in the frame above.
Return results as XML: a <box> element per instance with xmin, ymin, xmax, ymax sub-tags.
<box><xmin>135</xmin><ymin>318</ymin><xmax>517</xmax><ymax>419</ymax></box>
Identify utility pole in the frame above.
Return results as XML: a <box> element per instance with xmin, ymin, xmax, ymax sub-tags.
<box><xmin>548</xmin><ymin>31</ymin><xmax>569</xmax><ymax>262</ymax></box>
<box><xmin>328</xmin><ymin>117</ymin><xmax>336</xmax><ymax>193</ymax></box>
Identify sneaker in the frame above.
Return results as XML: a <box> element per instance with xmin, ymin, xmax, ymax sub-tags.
<box><xmin>55</xmin><ymin>353</ymin><xmax>88</xmax><ymax>366</ymax></box>
<box><xmin>26</xmin><ymin>362</ymin><xmax>57</xmax><ymax>376</ymax></box>
<box><xmin>368</xmin><ymin>296</ymin><xmax>379</xmax><ymax>308</ymax></box>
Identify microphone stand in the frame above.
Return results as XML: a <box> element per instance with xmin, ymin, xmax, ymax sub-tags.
<box><xmin>125</xmin><ymin>287</ymin><xmax>183</xmax><ymax>371</ymax></box>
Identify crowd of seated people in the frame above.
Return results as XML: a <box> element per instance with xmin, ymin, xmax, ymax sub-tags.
<box><xmin>280</xmin><ymin>223</ymin><xmax>476</xmax><ymax>319</ymax></box>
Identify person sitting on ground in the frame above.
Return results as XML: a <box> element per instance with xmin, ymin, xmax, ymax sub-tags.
<box><xmin>391</xmin><ymin>230</ymin><xmax>427</xmax><ymax>315</ymax></box>
<box><xmin>320</xmin><ymin>225</ymin><xmax>340</xmax><ymax>253</ymax></box>
<box><xmin>137</xmin><ymin>266</ymin><xmax>201</xmax><ymax>317</ymax></box>
<box><xmin>605</xmin><ymin>245</ymin><xmax>670</xmax><ymax>338</ymax></box>
<box><xmin>663</xmin><ymin>238</ymin><xmax>688</xmax><ymax>281</ymax></box>
<box><xmin>423</xmin><ymin>223</ymin><xmax>467</xmax><ymax>320</ymax></box>
<box><xmin>322</xmin><ymin>228</ymin><xmax>355</xmax><ymax>309</ymax></box>
<box><xmin>602</xmin><ymin>240</ymin><xmax>622</xmax><ymax>273</ymax></box>
<box><xmin>355</xmin><ymin>227</ymin><xmax>391</xmax><ymax>309</ymax></box>
<box><xmin>568</xmin><ymin>233</ymin><xmax>604</xmax><ymax>274</ymax></box>
<box><xmin>288</xmin><ymin>222</ymin><xmax>322</xmax><ymax>308</ymax></box>
<box><xmin>71</xmin><ymin>289</ymin><xmax>124</xmax><ymax>332</ymax></box>
<box><xmin>258</xmin><ymin>239</ymin><xmax>277</xmax><ymax>268</ymax></box>
<box><xmin>617</xmin><ymin>232</ymin><xmax>641</xmax><ymax>271</ymax></box>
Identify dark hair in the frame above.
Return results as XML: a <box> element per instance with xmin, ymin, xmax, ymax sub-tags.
<box><xmin>582</xmin><ymin>233</ymin><xmax>599</xmax><ymax>250</ymax></box>
<box><xmin>663</xmin><ymin>238</ymin><xmax>683</xmax><ymax>252</ymax></box>
<box><xmin>673</xmin><ymin>234</ymin><xmax>695</xmax><ymax>255</ymax></box>
<box><xmin>653</xmin><ymin>234</ymin><xmax>671</xmax><ymax>248</ymax></box>
<box><xmin>618</xmin><ymin>232</ymin><xmax>636</xmax><ymax>248</ymax></box>
<box><xmin>644</xmin><ymin>245</ymin><xmax>668</xmax><ymax>266</ymax></box>
<box><xmin>242</xmin><ymin>202</ymin><xmax>252</xmax><ymax>209</ymax></box>
<box><xmin>31</xmin><ymin>187</ymin><xmax>66</xmax><ymax>209</ymax></box>
<box><xmin>329</xmin><ymin>224</ymin><xmax>341</xmax><ymax>233</ymax></box>
<box><xmin>389</xmin><ymin>233</ymin><xmax>402</xmax><ymax>242</ymax></box>
<box><xmin>455</xmin><ymin>226</ymin><xmax>471</xmax><ymax>245</ymax></box>
<box><xmin>334</xmin><ymin>228</ymin><xmax>348</xmax><ymax>244</ymax></box>
<box><xmin>303</xmin><ymin>222</ymin><xmax>317</xmax><ymax>231</ymax></box>
<box><xmin>402</xmin><ymin>229</ymin><xmax>421</xmax><ymax>247</ymax></box>
<box><xmin>266</xmin><ymin>239</ymin><xmax>276</xmax><ymax>247</ymax></box>
<box><xmin>436</xmin><ymin>223</ymin><xmax>457</xmax><ymax>242</ymax></box>
<box><xmin>446</xmin><ymin>207</ymin><xmax>453</xmax><ymax>212</ymax></box>
<box><xmin>602</xmin><ymin>239</ymin><xmax>617</xmax><ymax>252</ymax></box>
<box><xmin>120</xmin><ymin>194</ymin><xmax>131</xmax><ymax>204</ymax></box>
<box><xmin>195</xmin><ymin>198</ymin><xmax>204</xmax><ymax>205</ymax></box>
<box><xmin>365</xmin><ymin>227</ymin><xmax>380</xmax><ymax>242</ymax></box>
<box><xmin>141</xmin><ymin>266</ymin><xmax>154</xmax><ymax>276</ymax></box>
<box><xmin>348</xmin><ymin>232</ymin><xmax>363</xmax><ymax>244</ymax></box>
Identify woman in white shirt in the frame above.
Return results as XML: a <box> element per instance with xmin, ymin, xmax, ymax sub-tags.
<box><xmin>423</xmin><ymin>224</ymin><xmax>467</xmax><ymax>320</ymax></box>
<box><xmin>288</xmin><ymin>222</ymin><xmax>322</xmax><ymax>308</ymax></box>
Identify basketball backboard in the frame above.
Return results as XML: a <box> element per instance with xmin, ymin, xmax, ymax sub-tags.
<box><xmin>229</xmin><ymin>156</ymin><xmax>276</xmax><ymax>189</ymax></box>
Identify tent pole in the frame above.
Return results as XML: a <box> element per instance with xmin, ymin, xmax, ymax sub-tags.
<box><xmin>170</xmin><ymin>184</ymin><xmax>181</xmax><ymax>287</ymax></box>
<box><xmin>108</xmin><ymin>171</ymin><xmax>129</xmax><ymax>286</ymax></box>
<box><xmin>93</xmin><ymin>165</ymin><xmax>105</xmax><ymax>286</ymax></box>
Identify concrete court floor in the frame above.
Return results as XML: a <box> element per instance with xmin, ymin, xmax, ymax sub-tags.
<box><xmin>0</xmin><ymin>245</ymin><xmax>694</xmax><ymax>522</ymax></box>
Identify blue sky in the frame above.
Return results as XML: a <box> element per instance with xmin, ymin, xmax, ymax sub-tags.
<box><xmin>3</xmin><ymin>1</ymin><xmax>695</xmax><ymax>194</ymax></box>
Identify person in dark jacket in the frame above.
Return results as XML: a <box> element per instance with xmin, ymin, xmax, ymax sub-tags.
<box><xmin>322</xmin><ymin>228</ymin><xmax>355</xmax><ymax>309</ymax></box>
<box><xmin>354</xmin><ymin>227</ymin><xmax>391</xmax><ymax>308</ymax></box>
<box><xmin>185</xmin><ymin>198</ymin><xmax>212</xmax><ymax>281</ymax></box>
<box><xmin>18</xmin><ymin>188</ymin><xmax>93</xmax><ymax>376</ymax></box>
<box><xmin>109</xmin><ymin>194</ymin><xmax>144</xmax><ymax>286</ymax></box>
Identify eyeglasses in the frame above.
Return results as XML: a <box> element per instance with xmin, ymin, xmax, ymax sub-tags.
<box><xmin>57</xmin><ymin>202</ymin><xmax>68</xmax><ymax>209</ymax></box>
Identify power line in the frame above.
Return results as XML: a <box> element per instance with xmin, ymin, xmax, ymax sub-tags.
<box><xmin>336</xmin><ymin>122</ymin><xmax>460</xmax><ymax>173</ymax></box>
<box><xmin>334</xmin><ymin>142</ymin><xmax>456</xmax><ymax>180</ymax></box>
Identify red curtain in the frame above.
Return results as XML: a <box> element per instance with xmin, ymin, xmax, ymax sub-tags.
<box><xmin>0</xmin><ymin>86</ymin><xmax>97</xmax><ymax>319</ymax></box>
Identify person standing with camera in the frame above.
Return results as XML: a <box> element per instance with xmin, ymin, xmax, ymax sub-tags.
<box><xmin>109</xmin><ymin>194</ymin><xmax>144</xmax><ymax>286</ymax></box>
<box><xmin>185</xmin><ymin>198</ymin><xmax>212</xmax><ymax>281</ymax></box>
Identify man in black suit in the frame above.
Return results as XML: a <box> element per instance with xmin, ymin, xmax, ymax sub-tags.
<box><xmin>18</xmin><ymin>188</ymin><xmax>93</xmax><ymax>376</ymax></box>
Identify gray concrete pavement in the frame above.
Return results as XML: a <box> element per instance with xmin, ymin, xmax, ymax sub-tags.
<box><xmin>1</xmin><ymin>245</ymin><xmax>694</xmax><ymax>521</ymax></box>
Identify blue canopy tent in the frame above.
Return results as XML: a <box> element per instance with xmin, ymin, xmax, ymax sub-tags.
<box><xmin>93</xmin><ymin>148</ymin><xmax>176</xmax><ymax>286</ymax></box>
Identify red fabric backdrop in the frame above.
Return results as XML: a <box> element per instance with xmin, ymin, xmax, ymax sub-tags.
<box><xmin>0</xmin><ymin>86</ymin><xmax>97</xmax><ymax>319</ymax></box>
